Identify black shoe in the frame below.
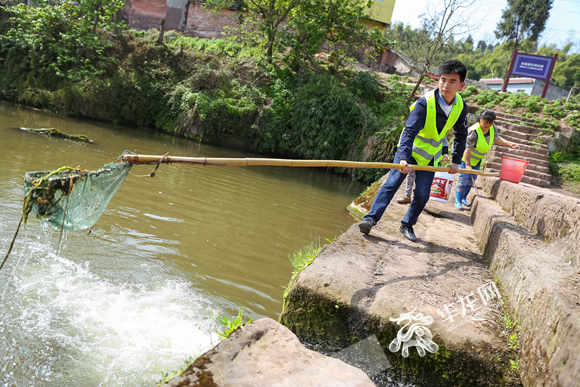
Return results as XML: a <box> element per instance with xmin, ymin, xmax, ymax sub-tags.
<box><xmin>358</xmin><ymin>219</ymin><xmax>374</xmax><ymax>234</ymax></box>
<box><xmin>399</xmin><ymin>225</ymin><xmax>417</xmax><ymax>242</ymax></box>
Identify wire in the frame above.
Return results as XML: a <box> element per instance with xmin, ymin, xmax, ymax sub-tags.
<box><xmin>0</xmin><ymin>217</ymin><xmax>23</xmax><ymax>272</ymax></box>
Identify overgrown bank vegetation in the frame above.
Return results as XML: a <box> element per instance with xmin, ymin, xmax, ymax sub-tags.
<box><xmin>1</xmin><ymin>0</ymin><xmax>579</xmax><ymax>189</ymax></box>
<box><xmin>0</xmin><ymin>1</ymin><xmax>408</xmax><ymax>184</ymax></box>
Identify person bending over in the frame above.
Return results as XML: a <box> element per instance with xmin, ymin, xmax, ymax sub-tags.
<box><xmin>454</xmin><ymin>109</ymin><xmax>519</xmax><ymax>210</ymax></box>
<box><xmin>358</xmin><ymin>60</ymin><xmax>469</xmax><ymax>242</ymax></box>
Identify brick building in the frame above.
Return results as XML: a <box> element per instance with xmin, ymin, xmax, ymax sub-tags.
<box><xmin>123</xmin><ymin>0</ymin><xmax>396</xmax><ymax>39</ymax></box>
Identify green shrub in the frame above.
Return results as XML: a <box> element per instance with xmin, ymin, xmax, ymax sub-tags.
<box><xmin>472</xmin><ymin>89</ymin><xmax>504</xmax><ymax>107</ymax></box>
<box><xmin>0</xmin><ymin>3</ymin><xmax>121</xmax><ymax>85</ymax></box>
<box><xmin>543</xmin><ymin>103</ymin><xmax>566</xmax><ymax>119</ymax></box>
<box><xmin>559</xmin><ymin>163</ymin><xmax>580</xmax><ymax>183</ymax></box>
<box><xmin>504</xmin><ymin>93</ymin><xmax>524</xmax><ymax>108</ymax></box>
<box><xmin>564</xmin><ymin>112</ymin><xmax>580</xmax><ymax>127</ymax></box>
<box><xmin>290</xmin><ymin>74</ymin><xmax>367</xmax><ymax>160</ymax></box>
<box><xmin>460</xmin><ymin>85</ymin><xmax>478</xmax><ymax>98</ymax></box>
<box><xmin>283</xmin><ymin>241</ymin><xmax>325</xmax><ymax>301</ymax></box>
<box><xmin>217</xmin><ymin>307</ymin><xmax>252</xmax><ymax>340</ymax></box>
<box><xmin>526</xmin><ymin>99</ymin><xmax>539</xmax><ymax>113</ymax></box>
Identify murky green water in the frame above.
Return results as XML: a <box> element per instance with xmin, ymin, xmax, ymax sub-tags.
<box><xmin>0</xmin><ymin>102</ymin><xmax>365</xmax><ymax>386</ymax></box>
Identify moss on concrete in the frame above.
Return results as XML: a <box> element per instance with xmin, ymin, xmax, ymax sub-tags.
<box><xmin>280</xmin><ymin>281</ymin><xmax>517</xmax><ymax>387</ymax></box>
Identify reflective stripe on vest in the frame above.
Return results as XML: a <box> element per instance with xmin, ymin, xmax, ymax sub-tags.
<box><xmin>406</xmin><ymin>89</ymin><xmax>464</xmax><ymax>167</ymax></box>
<box><xmin>463</xmin><ymin>123</ymin><xmax>494</xmax><ymax>166</ymax></box>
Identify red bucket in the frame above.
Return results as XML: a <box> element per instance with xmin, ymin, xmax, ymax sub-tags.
<box><xmin>499</xmin><ymin>157</ymin><xmax>529</xmax><ymax>184</ymax></box>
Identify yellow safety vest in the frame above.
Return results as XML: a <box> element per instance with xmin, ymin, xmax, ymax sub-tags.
<box><xmin>406</xmin><ymin>89</ymin><xmax>464</xmax><ymax>167</ymax></box>
<box><xmin>463</xmin><ymin>123</ymin><xmax>494</xmax><ymax>166</ymax></box>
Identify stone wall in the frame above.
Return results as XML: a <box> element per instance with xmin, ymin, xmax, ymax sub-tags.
<box><xmin>184</xmin><ymin>2</ymin><xmax>239</xmax><ymax>39</ymax></box>
<box><xmin>531</xmin><ymin>80</ymin><xmax>570</xmax><ymax>101</ymax></box>
<box><xmin>123</xmin><ymin>0</ymin><xmax>188</xmax><ymax>32</ymax></box>
<box><xmin>467</xmin><ymin>178</ymin><xmax>580</xmax><ymax>386</ymax></box>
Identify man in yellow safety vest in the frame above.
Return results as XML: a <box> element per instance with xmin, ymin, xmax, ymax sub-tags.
<box><xmin>358</xmin><ymin>60</ymin><xmax>468</xmax><ymax>242</ymax></box>
<box><xmin>454</xmin><ymin>109</ymin><xmax>519</xmax><ymax>210</ymax></box>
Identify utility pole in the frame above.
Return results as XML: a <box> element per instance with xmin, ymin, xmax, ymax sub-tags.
<box><xmin>566</xmin><ymin>86</ymin><xmax>574</xmax><ymax>103</ymax></box>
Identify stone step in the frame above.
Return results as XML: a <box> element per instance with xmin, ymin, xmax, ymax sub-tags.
<box><xmin>486</xmin><ymin>149</ymin><xmax>549</xmax><ymax>167</ymax></box>
<box><xmin>469</xmin><ymin>181</ymin><xmax>580</xmax><ymax>385</ymax></box>
<box><xmin>487</xmin><ymin>146</ymin><xmax>548</xmax><ymax>160</ymax></box>
<box><xmin>486</xmin><ymin>164</ymin><xmax>551</xmax><ymax>182</ymax></box>
<box><xmin>495</xmin><ymin>119</ymin><xmax>556</xmax><ymax>136</ymax></box>
<box><xmin>498</xmin><ymin>131</ymin><xmax>551</xmax><ymax>149</ymax></box>
<box><xmin>484</xmin><ymin>165</ymin><xmax>551</xmax><ymax>187</ymax></box>
<box><xmin>522</xmin><ymin>175</ymin><xmax>551</xmax><ymax>187</ymax></box>
<box><xmin>488</xmin><ymin>147</ymin><xmax>549</xmax><ymax>159</ymax></box>
<box><xmin>494</xmin><ymin>112</ymin><xmax>560</xmax><ymax>131</ymax></box>
<box><xmin>484</xmin><ymin>173</ymin><xmax>551</xmax><ymax>187</ymax></box>
<box><xmin>499</xmin><ymin>127</ymin><xmax>556</xmax><ymax>140</ymax></box>
<box><xmin>289</xmin><ymin>186</ymin><xmax>522</xmax><ymax>386</ymax></box>
<box><xmin>485</xmin><ymin>160</ymin><xmax>550</xmax><ymax>175</ymax></box>
<box><xmin>496</xmin><ymin>139</ymin><xmax>550</xmax><ymax>153</ymax></box>
<box><xmin>485</xmin><ymin>153</ymin><xmax>549</xmax><ymax>170</ymax></box>
<box><xmin>485</xmin><ymin>159</ymin><xmax>550</xmax><ymax>175</ymax></box>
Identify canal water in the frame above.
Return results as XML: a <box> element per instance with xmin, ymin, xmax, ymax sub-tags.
<box><xmin>0</xmin><ymin>102</ymin><xmax>365</xmax><ymax>386</ymax></box>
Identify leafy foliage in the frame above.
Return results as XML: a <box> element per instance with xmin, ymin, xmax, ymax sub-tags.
<box><xmin>495</xmin><ymin>0</ymin><xmax>554</xmax><ymax>50</ymax></box>
<box><xmin>217</xmin><ymin>307</ymin><xmax>253</xmax><ymax>340</ymax></box>
<box><xmin>282</xmin><ymin>239</ymin><xmax>327</xmax><ymax>301</ymax></box>
<box><xmin>0</xmin><ymin>1</ymin><xmax>122</xmax><ymax>87</ymax></box>
<box><xmin>1</xmin><ymin>1</ymin><xmax>412</xmax><ymax>185</ymax></box>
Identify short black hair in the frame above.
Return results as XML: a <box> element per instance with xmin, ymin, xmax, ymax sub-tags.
<box><xmin>438</xmin><ymin>60</ymin><xmax>467</xmax><ymax>82</ymax></box>
<box><xmin>480</xmin><ymin>109</ymin><xmax>496</xmax><ymax>122</ymax></box>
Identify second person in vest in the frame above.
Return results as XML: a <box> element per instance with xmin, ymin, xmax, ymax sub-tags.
<box><xmin>358</xmin><ymin>60</ymin><xmax>469</xmax><ymax>242</ymax></box>
<box><xmin>455</xmin><ymin>109</ymin><xmax>520</xmax><ymax>210</ymax></box>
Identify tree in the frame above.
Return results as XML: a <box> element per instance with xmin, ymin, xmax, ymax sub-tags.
<box><xmin>476</xmin><ymin>40</ymin><xmax>487</xmax><ymax>52</ymax></box>
<box><xmin>284</xmin><ymin>0</ymin><xmax>374</xmax><ymax>69</ymax></box>
<box><xmin>536</xmin><ymin>42</ymin><xmax>580</xmax><ymax>89</ymax></box>
<box><xmin>209</xmin><ymin>0</ymin><xmax>389</xmax><ymax>77</ymax></box>
<box><xmin>495</xmin><ymin>0</ymin><xmax>554</xmax><ymax>52</ymax></box>
<box><xmin>393</xmin><ymin>0</ymin><xmax>481</xmax><ymax>103</ymax></box>
<box><xmin>1</xmin><ymin>0</ymin><xmax>124</xmax><ymax>84</ymax></box>
<box><xmin>463</xmin><ymin>34</ymin><xmax>474</xmax><ymax>51</ymax></box>
<box><xmin>206</xmin><ymin>0</ymin><xmax>301</xmax><ymax>64</ymax></box>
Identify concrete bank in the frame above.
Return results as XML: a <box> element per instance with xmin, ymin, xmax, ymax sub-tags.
<box><xmin>281</xmin><ymin>174</ymin><xmax>580</xmax><ymax>386</ymax></box>
<box><xmin>281</xmin><ymin>177</ymin><xmax>521</xmax><ymax>386</ymax></box>
<box><xmin>162</xmin><ymin>318</ymin><xmax>376</xmax><ymax>387</ymax></box>
<box><xmin>468</xmin><ymin>178</ymin><xmax>580</xmax><ymax>387</ymax></box>
<box><xmin>161</xmin><ymin>175</ymin><xmax>579</xmax><ymax>387</ymax></box>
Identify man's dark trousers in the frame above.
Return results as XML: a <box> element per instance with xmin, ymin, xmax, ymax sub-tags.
<box><xmin>363</xmin><ymin>154</ymin><xmax>436</xmax><ymax>228</ymax></box>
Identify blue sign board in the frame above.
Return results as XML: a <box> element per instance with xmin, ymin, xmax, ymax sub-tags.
<box><xmin>511</xmin><ymin>53</ymin><xmax>554</xmax><ymax>79</ymax></box>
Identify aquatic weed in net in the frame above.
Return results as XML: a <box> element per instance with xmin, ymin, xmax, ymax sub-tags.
<box><xmin>22</xmin><ymin>160</ymin><xmax>132</xmax><ymax>231</ymax></box>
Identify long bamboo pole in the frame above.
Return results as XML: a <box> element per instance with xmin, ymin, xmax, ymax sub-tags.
<box><xmin>122</xmin><ymin>155</ymin><xmax>499</xmax><ymax>177</ymax></box>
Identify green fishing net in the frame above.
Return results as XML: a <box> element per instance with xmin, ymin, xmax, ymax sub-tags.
<box><xmin>23</xmin><ymin>158</ymin><xmax>132</xmax><ymax>231</ymax></box>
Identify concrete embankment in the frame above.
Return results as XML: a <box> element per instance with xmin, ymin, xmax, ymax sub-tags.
<box><xmin>280</xmin><ymin>174</ymin><xmax>580</xmax><ymax>386</ymax></box>
<box><xmin>162</xmin><ymin>318</ymin><xmax>376</xmax><ymax>387</ymax></box>
<box><xmin>161</xmin><ymin>175</ymin><xmax>579</xmax><ymax>387</ymax></box>
<box><xmin>468</xmin><ymin>178</ymin><xmax>580</xmax><ymax>387</ymax></box>
<box><xmin>280</xmin><ymin>175</ymin><xmax>520</xmax><ymax>386</ymax></box>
